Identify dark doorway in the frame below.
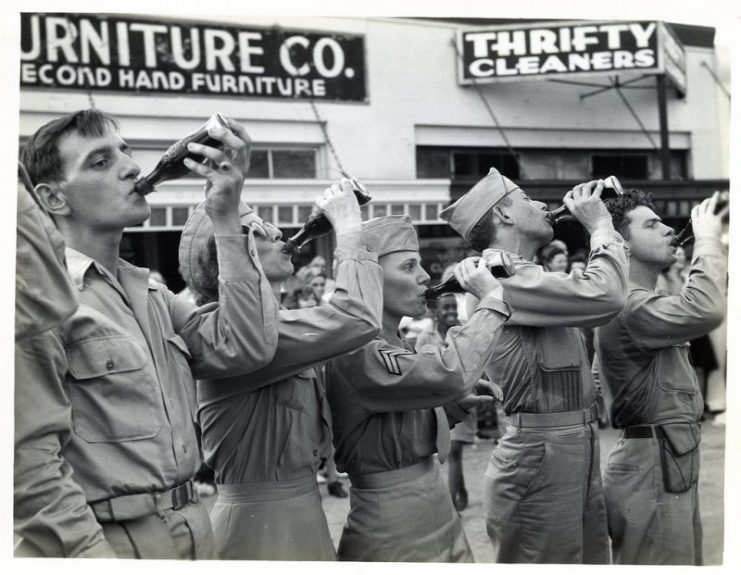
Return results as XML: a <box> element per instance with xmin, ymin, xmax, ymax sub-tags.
<box><xmin>120</xmin><ymin>231</ymin><xmax>186</xmax><ymax>292</ymax></box>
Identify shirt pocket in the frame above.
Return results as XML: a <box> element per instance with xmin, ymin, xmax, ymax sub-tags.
<box><xmin>165</xmin><ymin>333</ymin><xmax>196</xmax><ymax>421</ymax></box>
<box><xmin>271</xmin><ymin>369</ymin><xmax>315</xmax><ymax>414</ymax></box>
<box><xmin>534</xmin><ymin>328</ymin><xmax>585</xmax><ymax>411</ymax></box>
<box><xmin>656</xmin><ymin>345</ymin><xmax>698</xmax><ymax>395</ymax></box>
<box><xmin>66</xmin><ymin>335</ymin><xmax>162</xmax><ymax>443</ymax></box>
<box><xmin>535</xmin><ymin>327</ymin><xmax>582</xmax><ymax>372</ymax></box>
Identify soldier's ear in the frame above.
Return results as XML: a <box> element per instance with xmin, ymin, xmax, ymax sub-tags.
<box><xmin>492</xmin><ymin>205</ymin><xmax>513</xmax><ymax>227</ymax></box>
<box><xmin>35</xmin><ymin>182</ymin><xmax>71</xmax><ymax>217</ymax></box>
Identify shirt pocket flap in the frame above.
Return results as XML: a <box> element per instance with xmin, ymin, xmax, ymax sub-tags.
<box><xmin>535</xmin><ymin>327</ymin><xmax>582</xmax><ymax>371</ymax></box>
<box><xmin>166</xmin><ymin>333</ymin><xmax>192</xmax><ymax>359</ymax></box>
<box><xmin>67</xmin><ymin>336</ymin><xmax>147</xmax><ymax>379</ymax></box>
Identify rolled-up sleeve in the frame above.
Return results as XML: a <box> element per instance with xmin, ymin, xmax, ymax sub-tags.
<box><xmin>170</xmin><ymin>230</ymin><xmax>279</xmax><ymax>380</ymax></box>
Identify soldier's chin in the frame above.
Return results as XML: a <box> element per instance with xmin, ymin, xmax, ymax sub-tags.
<box><xmin>407</xmin><ymin>301</ymin><xmax>428</xmax><ymax>318</ymax></box>
<box><xmin>542</xmin><ymin>226</ymin><xmax>555</xmax><ymax>243</ymax></box>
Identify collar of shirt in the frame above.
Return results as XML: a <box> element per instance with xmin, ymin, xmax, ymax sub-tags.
<box><xmin>65</xmin><ymin>247</ymin><xmax>158</xmax><ymax>304</ymax></box>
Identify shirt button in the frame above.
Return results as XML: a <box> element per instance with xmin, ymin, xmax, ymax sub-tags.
<box><xmin>105</xmin><ymin>359</ymin><xmax>115</xmax><ymax>370</ymax></box>
<box><xmin>182</xmin><ymin>444</ymin><xmax>188</xmax><ymax>453</ymax></box>
<box><xmin>250</xmin><ymin>249</ymin><xmax>257</xmax><ymax>257</ymax></box>
<box><xmin>313</xmin><ymin>449</ymin><xmax>319</xmax><ymax>456</ymax></box>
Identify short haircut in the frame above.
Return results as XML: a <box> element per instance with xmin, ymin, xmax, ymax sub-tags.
<box><xmin>466</xmin><ymin>194</ymin><xmax>513</xmax><ymax>252</ymax></box>
<box><xmin>22</xmin><ymin>108</ymin><xmax>120</xmax><ymax>186</ymax></box>
<box><xmin>182</xmin><ymin>234</ymin><xmax>220</xmax><ymax>306</ymax></box>
<box><xmin>604</xmin><ymin>188</ymin><xmax>657</xmax><ymax>240</ymax></box>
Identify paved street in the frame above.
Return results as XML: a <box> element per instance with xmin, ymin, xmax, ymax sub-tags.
<box><xmin>315</xmin><ymin>420</ymin><xmax>726</xmax><ymax>564</ymax></box>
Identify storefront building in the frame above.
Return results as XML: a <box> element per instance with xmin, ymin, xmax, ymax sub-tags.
<box><xmin>19</xmin><ymin>15</ymin><xmax>730</xmax><ymax>288</ymax></box>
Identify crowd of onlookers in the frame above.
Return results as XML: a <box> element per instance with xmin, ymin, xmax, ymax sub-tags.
<box><xmin>282</xmin><ymin>256</ymin><xmax>335</xmax><ymax>309</ymax></box>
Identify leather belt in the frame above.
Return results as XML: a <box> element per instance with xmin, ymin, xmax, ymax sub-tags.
<box><xmin>510</xmin><ymin>403</ymin><xmax>598</xmax><ymax>429</ymax></box>
<box><xmin>90</xmin><ymin>480</ymin><xmax>198</xmax><ymax>523</ymax></box>
<box><xmin>622</xmin><ymin>425</ymin><xmax>666</xmax><ymax>439</ymax></box>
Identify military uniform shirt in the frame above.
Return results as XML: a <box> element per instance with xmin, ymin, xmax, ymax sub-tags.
<box><xmin>477</xmin><ymin>225</ymin><xmax>629</xmax><ymax>414</ymax></box>
<box><xmin>326</xmin><ymin>294</ymin><xmax>510</xmax><ymax>476</ymax></box>
<box><xmin>14</xmin><ymin>232</ymin><xmax>279</xmax><ymax>557</ymax></box>
<box><xmin>197</xmin><ymin>233</ymin><xmax>384</xmax><ymax>484</ymax></box>
<box><xmin>595</xmin><ymin>236</ymin><xmax>726</xmax><ymax>426</ymax></box>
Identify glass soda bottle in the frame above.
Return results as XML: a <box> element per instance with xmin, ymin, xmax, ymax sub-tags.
<box><xmin>135</xmin><ymin>113</ymin><xmax>232</xmax><ymax>195</ymax></box>
<box><xmin>673</xmin><ymin>191</ymin><xmax>729</xmax><ymax>246</ymax></box>
<box><xmin>546</xmin><ymin>175</ymin><xmax>624</xmax><ymax>225</ymax></box>
<box><xmin>282</xmin><ymin>178</ymin><xmax>372</xmax><ymax>254</ymax></box>
<box><xmin>424</xmin><ymin>251</ymin><xmax>516</xmax><ymax>301</ymax></box>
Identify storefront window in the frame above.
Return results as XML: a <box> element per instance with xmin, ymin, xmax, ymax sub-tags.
<box><xmin>297</xmin><ymin>205</ymin><xmax>313</xmax><ymax>222</ymax></box>
<box><xmin>249</xmin><ymin>150</ymin><xmax>270</xmax><ymax>178</ymax></box>
<box><xmin>258</xmin><ymin>206</ymin><xmax>273</xmax><ymax>223</ymax></box>
<box><xmin>416</xmin><ymin>148</ymin><xmax>449</xmax><ymax>178</ymax></box>
<box><xmin>592</xmin><ymin>153</ymin><xmax>649</xmax><ymax>179</ymax></box>
<box><xmin>416</xmin><ymin>146</ymin><xmax>520</xmax><ymax>179</ymax></box>
<box><xmin>278</xmin><ymin>206</ymin><xmax>294</xmax><ymax>224</ymax></box>
<box><xmin>372</xmin><ymin>204</ymin><xmax>388</xmax><ymax>218</ymax></box>
<box><xmin>246</xmin><ymin>148</ymin><xmax>317</xmax><ymax>179</ymax></box>
<box><xmin>172</xmin><ymin>207</ymin><xmax>189</xmax><ymax>226</ymax></box>
<box><xmin>150</xmin><ymin>208</ymin><xmax>167</xmax><ymax>227</ymax></box>
<box><xmin>273</xmin><ymin>150</ymin><xmax>316</xmax><ymax>178</ymax></box>
<box><xmin>408</xmin><ymin>204</ymin><xmax>421</xmax><ymax>221</ymax></box>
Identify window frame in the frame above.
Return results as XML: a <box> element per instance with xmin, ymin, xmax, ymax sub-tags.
<box><xmin>416</xmin><ymin>146</ymin><xmax>520</xmax><ymax>180</ymax></box>
<box><xmin>246</xmin><ymin>146</ymin><xmax>319</xmax><ymax>179</ymax></box>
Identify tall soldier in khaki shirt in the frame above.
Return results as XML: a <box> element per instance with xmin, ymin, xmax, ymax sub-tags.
<box><xmin>15</xmin><ymin>109</ymin><xmax>279</xmax><ymax>558</ymax></box>
<box><xmin>596</xmin><ymin>190</ymin><xmax>727</xmax><ymax>565</ymax></box>
<box><xmin>440</xmin><ymin>168</ymin><xmax>629</xmax><ymax>563</ymax></box>
<box><xmin>181</xmin><ymin>179</ymin><xmax>383</xmax><ymax>560</ymax></box>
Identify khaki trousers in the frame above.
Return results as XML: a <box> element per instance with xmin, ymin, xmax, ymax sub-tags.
<box><xmin>484</xmin><ymin>420</ymin><xmax>609</xmax><ymax>563</ymax></box>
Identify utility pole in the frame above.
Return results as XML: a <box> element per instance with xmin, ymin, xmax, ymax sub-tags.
<box><xmin>656</xmin><ymin>74</ymin><xmax>671</xmax><ymax>180</ymax></box>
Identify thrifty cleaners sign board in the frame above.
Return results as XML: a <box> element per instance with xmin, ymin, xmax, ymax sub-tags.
<box><xmin>20</xmin><ymin>14</ymin><xmax>367</xmax><ymax>102</ymax></box>
<box><xmin>456</xmin><ymin>20</ymin><xmax>686</xmax><ymax>94</ymax></box>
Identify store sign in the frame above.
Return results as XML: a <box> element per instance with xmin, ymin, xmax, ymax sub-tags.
<box><xmin>660</xmin><ymin>24</ymin><xmax>687</xmax><ymax>96</ymax></box>
<box><xmin>20</xmin><ymin>13</ymin><xmax>367</xmax><ymax>101</ymax></box>
<box><xmin>457</xmin><ymin>20</ymin><xmax>686</xmax><ymax>95</ymax></box>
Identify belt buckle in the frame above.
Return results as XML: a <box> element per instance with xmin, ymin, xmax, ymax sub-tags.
<box><xmin>171</xmin><ymin>482</ymin><xmax>191</xmax><ymax>510</ymax></box>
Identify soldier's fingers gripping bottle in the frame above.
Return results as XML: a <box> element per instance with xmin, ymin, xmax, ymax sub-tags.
<box><xmin>546</xmin><ymin>175</ymin><xmax>624</xmax><ymax>226</ymax></box>
<box><xmin>282</xmin><ymin>178</ymin><xmax>372</xmax><ymax>255</ymax></box>
<box><xmin>673</xmin><ymin>191</ymin><xmax>730</xmax><ymax>246</ymax></box>
<box><xmin>135</xmin><ymin>113</ymin><xmax>231</xmax><ymax>195</ymax></box>
<box><xmin>424</xmin><ymin>251</ymin><xmax>516</xmax><ymax>301</ymax></box>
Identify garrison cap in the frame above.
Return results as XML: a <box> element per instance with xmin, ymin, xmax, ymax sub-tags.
<box><xmin>361</xmin><ymin>215</ymin><xmax>418</xmax><ymax>257</ymax></box>
<box><xmin>439</xmin><ymin>167</ymin><xmax>521</xmax><ymax>242</ymax></box>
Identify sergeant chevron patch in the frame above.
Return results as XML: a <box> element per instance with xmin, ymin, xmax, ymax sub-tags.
<box><xmin>378</xmin><ymin>348</ymin><xmax>414</xmax><ymax>375</ymax></box>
